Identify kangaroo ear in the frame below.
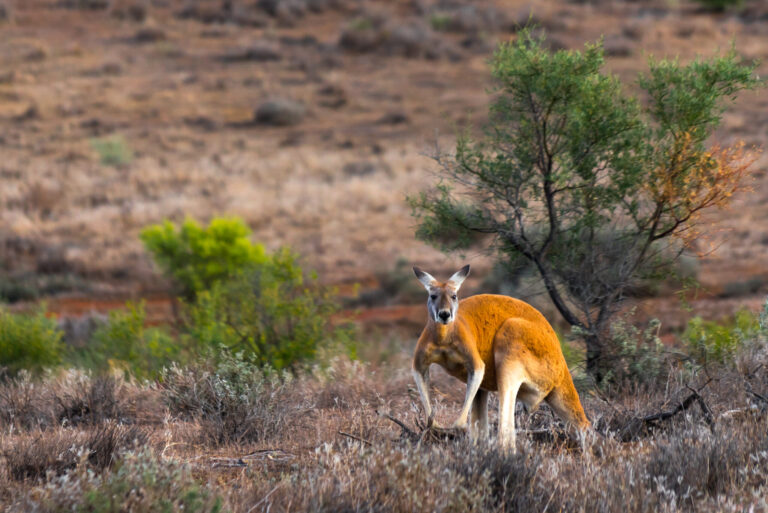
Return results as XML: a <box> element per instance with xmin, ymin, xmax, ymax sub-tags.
<box><xmin>448</xmin><ymin>264</ymin><xmax>470</xmax><ymax>290</ymax></box>
<box><xmin>413</xmin><ymin>266</ymin><xmax>437</xmax><ymax>291</ymax></box>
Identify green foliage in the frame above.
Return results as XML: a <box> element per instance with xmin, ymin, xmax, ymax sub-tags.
<box><xmin>184</xmin><ymin>248</ymin><xmax>355</xmax><ymax>371</ymax></box>
<box><xmin>348</xmin><ymin>16</ymin><xmax>374</xmax><ymax>31</ymax></box>
<box><xmin>603</xmin><ymin>317</ymin><xmax>668</xmax><ymax>387</ymax></box>
<box><xmin>75</xmin><ymin>302</ymin><xmax>181</xmax><ymax>380</ymax></box>
<box><xmin>409</xmin><ymin>28</ymin><xmax>760</xmax><ymax>378</ymax></box>
<box><xmin>683</xmin><ymin>308</ymin><xmax>763</xmax><ymax>365</ymax></box>
<box><xmin>140</xmin><ymin>217</ymin><xmax>267</xmax><ymax>300</ymax></box>
<box><xmin>558</xmin><ymin>335</ymin><xmax>583</xmax><ymax>372</ymax></box>
<box><xmin>30</xmin><ymin>450</ymin><xmax>222</xmax><ymax>513</ymax></box>
<box><xmin>89</xmin><ymin>134</ymin><xmax>133</xmax><ymax>167</ymax></box>
<box><xmin>693</xmin><ymin>0</ymin><xmax>743</xmax><ymax>11</ymax></box>
<box><xmin>429</xmin><ymin>12</ymin><xmax>452</xmax><ymax>31</ymax></box>
<box><xmin>0</xmin><ymin>307</ymin><xmax>63</xmax><ymax>376</ymax></box>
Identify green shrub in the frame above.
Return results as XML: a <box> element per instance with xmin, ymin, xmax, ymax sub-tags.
<box><xmin>608</xmin><ymin>317</ymin><xmax>668</xmax><ymax>386</ymax></box>
<box><xmin>578</xmin><ymin>314</ymin><xmax>669</xmax><ymax>388</ymax></box>
<box><xmin>684</xmin><ymin>308</ymin><xmax>762</xmax><ymax>365</ymax></box>
<box><xmin>429</xmin><ymin>12</ymin><xmax>452</xmax><ymax>31</ymax></box>
<box><xmin>74</xmin><ymin>302</ymin><xmax>180</xmax><ymax>379</ymax></box>
<box><xmin>348</xmin><ymin>16</ymin><xmax>374</xmax><ymax>31</ymax></box>
<box><xmin>693</xmin><ymin>0</ymin><xmax>743</xmax><ymax>11</ymax></box>
<box><xmin>184</xmin><ymin>247</ymin><xmax>355</xmax><ymax>371</ymax></box>
<box><xmin>140</xmin><ymin>217</ymin><xmax>267</xmax><ymax>300</ymax></box>
<box><xmin>89</xmin><ymin>134</ymin><xmax>133</xmax><ymax>167</ymax></box>
<box><xmin>0</xmin><ymin>308</ymin><xmax>63</xmax><ymax>376</ymax></box>
<box><xmin>25</xmin><ymin>449</ymin><xmax>222</xmax><ymax>513</ymax></box>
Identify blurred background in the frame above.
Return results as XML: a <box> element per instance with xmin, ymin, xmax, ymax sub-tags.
<box><xmin>1</xmin><ymin>0</ymin><xmax>767</xmax><ymax>339</ymax></box>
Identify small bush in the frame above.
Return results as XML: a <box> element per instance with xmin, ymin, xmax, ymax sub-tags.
<box><xmin>580</xmin><ymin>314</ymin><xmax>670</xmax><ymax>389</ymax></box>
<box><xmin>429</xmin><ymin>12</ymin><xmax>452</xmax><ymax>31</ymax></box>
<box><xmin>89</xmin><ymin>134</ymin><xmax>132</xmax><ymax>167</ymax></box>
<box><xmin>140</xmin><ymin>217</ymin><xmax>267</xmax><ymax>300</ymax></box>
<box><xmin>161</xmin><ymin>350</ymin><xmax>290</xmax><ymax>445</ymax></box>
<box><xmin>184</xmin><ymin>247</ymin><xmax>355</xmax><ymax>371</ymax></box>
<box><xmin>73</xmin><ymin>302</ymin><xmax>180</xmax><ymax>379</ymax></box>
<box><xmin>5</xmin><ymin>423</ymin><xmax>145</xmax><ymax>481</ymax></box>
<box><xmin>0</xmin><ymin>370</ymin><xmax>52</xmax><ymax>429</ymax></box>
<box><xmin>683</xmin><ymin>307</ymin><xmax>763</xmax><ymax>365</ymax></box>
<box><xmin>694</xmin><ymin>0</ymin><xmax>743</xmax><ymax>11</ymax></box>
<box><xmin>21</xmin><ymin>449</ymin><xmax>221</xmax><ymax>513</ymax></box>
<box><xmin>0</xmin><ymin>308</ymin><xmax>63</xmax><ymax>377</ymax></box>
<box><xmin>55</xmin><ymin>375</ymin><xmax>123</xmax><ymax>426</ymax></box>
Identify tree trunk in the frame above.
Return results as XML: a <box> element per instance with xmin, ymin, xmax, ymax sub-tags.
<box><xmin>584</xmin><ymin>334</ymin><xmax>604</xmax><ymax>384</ymax></box>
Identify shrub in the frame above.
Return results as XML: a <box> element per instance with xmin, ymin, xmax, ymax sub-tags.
<box><xmin>184</xmin><ymin>247</ymin><xmax>355</xmax><ymax>371</ymax></box>
<box><xmin>55</xmin><ymin>375</ymin><xmax>123</xmax><ymax>426</ymax></box>
<box><xmin>684</xmin><ymin>307</ymin><xmax>763</xmax><ymax>365</ymax></box>
<box><xmin>21</xmin><ymin>449</ymin><xmax>222</xmax><ymax>513</ymax></box>
<box><xmin>429</xmin><ymin>12</ymin><xmax>452</xmax><ymax>31</ymax></box>
<box><xmin>73</xmin><ymin>302</ymin><xmax>181</xmax><ymax>380</ymax></box>
<box><xmin>5</xmin><ymin>423</ymin><xmax>145</xmax><ymax>481</ymax></box>
<box><xmin>140</xmin><ymin>217</ymin><xmax>267</xmax><ymax>300</ymax></box>
<box><xmin>89</xmin><ymin>134</ymin><xmax>132</xmax><ymax>167</ymax></box>
<box><xmin>160</xmin><ymin>350</ymin><xmax>290</xmax><ymax>445</ymax></box>
<box><xmin>0</xmin><ymin>307</ymin><xmax>63</xmax><ymax>377</ymax></box>
<box><xmin>600</xmin><ymin>316</ymin><xmax>670</xmax><ymax>388</ymax></box>
<box><xmin>694</xmin><ymin>0</ymin><xmax>743</xmax><ymax>11</ymax></box>
<box><xmin>0</xmin><ymin>370</ymin><xmax>53</xmax><ymax>429</ymax></box>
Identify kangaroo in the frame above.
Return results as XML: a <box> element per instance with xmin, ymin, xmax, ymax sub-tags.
<box><xmin>411</xmin><ymin>265</ymin><xmax>589</xmax><ymax>451</ymax></box>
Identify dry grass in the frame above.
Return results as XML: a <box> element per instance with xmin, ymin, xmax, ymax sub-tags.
<box><xmin>0</xmin><ymin>344</ymin><xmax>766</xmax><ymax>512</ymax></box>
<box><xmin>0</xmin><ymin>0</ymin><xmax>766</xmax><ymax>297</ymax></box>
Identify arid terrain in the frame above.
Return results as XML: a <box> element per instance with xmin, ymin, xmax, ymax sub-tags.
<box><xmin>1</xmin><ymin>0</ymin><xmax>767</xmax><ymax>330</ymax></box>
<box><xmin>1</xmin><ymin>1</ymin><xmax>768</xmax><ymax>511</ymax></box>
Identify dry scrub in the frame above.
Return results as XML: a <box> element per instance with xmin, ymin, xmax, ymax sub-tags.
<box><xmin>0</xmin><ymin>345</ymin><xmax>766</xmax><ymax>512</ymax></box>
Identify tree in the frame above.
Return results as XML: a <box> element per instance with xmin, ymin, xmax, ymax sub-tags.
<box><xmin>410</xmin><ymin>30</ymin><xmax>759</xmax><ymax>380</ymax></box>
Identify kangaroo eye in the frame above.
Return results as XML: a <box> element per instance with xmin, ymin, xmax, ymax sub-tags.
<box><xmin>451</xmin><ymin>295</ymin><xmax>457</xmax><ymax>300</ymax></box>
<box><xmin>430</xmin><ymin>294</ymin><xmax>437</xmax><ymax>300</ymax></box>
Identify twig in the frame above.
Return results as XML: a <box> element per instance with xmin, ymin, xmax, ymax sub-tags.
<box><xmin>375</xmin><ymin>409</ymin><xmax>419</xmax><ymax>439</ymax></box>
<box><xmin>337</xmin><ymin>431</ymin><xmax>372</xmax><ymax>446</ymax></box>
<box><xmin>745</xmin><ymin>381</ymin><xmax>768</xmax><ymax>404</ymax></box>
<box><xmin>211</xmin><ymin>457</ymin><xmax>247</xmax><ymax>468</ymax></box>
<box><xmin>247</xmin><ymin>483</ymin><xmax>283</xmax><ymax>513</ymax></box>
<box><xmin>685</xmin><ymin>385</ymin><xmax>714</xmax><ymax>428</ymax></box>
<box><xmin>620</xmin><ymin>385</ymin><xmax>715</xmax><ymax>441</ymax></box>
<box><xmin>641</xmin><ymin>393</ymin><xmax>698</xmax><ymax>424</ymax></box>
<box><xmin>375</xmin><ymin>410</ymin><xmax>465</xmax><ymax>444</ymax></box>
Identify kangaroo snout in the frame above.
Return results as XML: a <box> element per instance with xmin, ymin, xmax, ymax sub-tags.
<box><xmin>438</xmin><ymin>310</ymin><xmax>451</xmax><ymax>322</ymax></box>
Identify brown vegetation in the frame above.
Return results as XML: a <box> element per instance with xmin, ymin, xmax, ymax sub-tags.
<box><xmin>0</xmin><ymin>345</ymin><xmax>766</xmax><ymax>511</ymax></box>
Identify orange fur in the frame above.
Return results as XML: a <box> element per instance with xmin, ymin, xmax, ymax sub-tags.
<box><xmin>412</xmin><ymin>267</ymin><xmax>589</xmax><ymax>451</ymax></box>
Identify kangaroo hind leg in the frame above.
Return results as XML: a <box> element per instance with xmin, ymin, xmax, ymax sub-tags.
<box><xmin>496</xmin><ymin>360</ymin><xmax>526</xmax><ymax>453</ymax></box>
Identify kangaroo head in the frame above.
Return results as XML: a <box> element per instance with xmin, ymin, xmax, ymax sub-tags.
<box><xmin>413</xmin><ymin>265</ymin><xmax>470</xmax><ymax>325</ymax></box>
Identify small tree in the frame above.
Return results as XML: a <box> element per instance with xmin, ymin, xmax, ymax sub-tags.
<box><xmin>185</xmin><ymin>248</ymin><xmax>355</xmax><ymax>371</ymax></box>
<box><xmin>410</xmin><ymin>30</ymin><xmax>759</xmax><ymax>380</ymax></box>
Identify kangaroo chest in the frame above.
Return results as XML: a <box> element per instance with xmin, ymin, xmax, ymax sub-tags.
<box><xmin>427</xmin><ymin>344</ymin><xmax>469</xmax><ymax>380</ymax></box>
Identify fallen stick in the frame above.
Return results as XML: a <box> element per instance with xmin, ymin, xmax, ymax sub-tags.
<box><xmin>375</xmin><ymin>410</ymin><xmax>465</xmax><ymax>443</ymax></box>
<box><xmin>338</xmin><ymin>431</ymin><xmax>373</xmax><ymax>446</ymax></box>
<box><xmin>375</xmin><ymin>409</ymin><xmax>419</xmax><ymax>440</ymax></box>
<box><xmin>746</xmin><ymin>381</ymin><xmax>768</xmax><ymax>407</ymax></box>
<box><xmin>211</xmin><ymin>457</ymin><xmax>247</xmax><ymax>468</ymax></box>
<box><xmin>620</xmin><ymin>387</ymin><xmax>714</xmax><ymax>441</ymax></box>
